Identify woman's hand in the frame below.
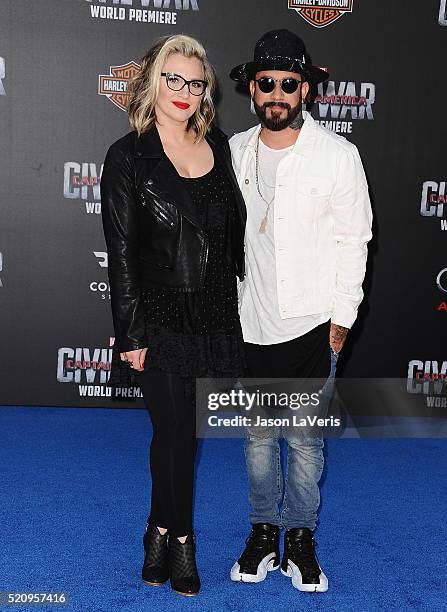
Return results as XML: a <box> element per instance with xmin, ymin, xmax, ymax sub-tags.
<box><xmin>120</xmin><ymin>348</ymin><xmax>148</xmax><ymax>372</ymax></box>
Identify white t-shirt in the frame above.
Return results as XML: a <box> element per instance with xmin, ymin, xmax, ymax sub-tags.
<box><xmin>240</xmin><ymin>138</ymin><xmax>331</xmax><ymax>345</ymax></box>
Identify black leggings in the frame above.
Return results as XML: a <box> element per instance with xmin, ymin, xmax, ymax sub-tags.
<box><xmin>137</xmin><ymin>368</ymin><xmax>197</xmax><ymax>537</ymax></box>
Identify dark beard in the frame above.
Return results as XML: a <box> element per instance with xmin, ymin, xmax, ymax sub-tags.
<box><xmin>253</xmin><ymin>99</ymin><xmax>303</xmax><ymax>131</ymax></box>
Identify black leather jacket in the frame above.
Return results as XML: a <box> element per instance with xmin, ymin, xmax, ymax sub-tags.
<box><xmin>101</xmin><ymin>124</ymin><xmax>246</xmax><ymax>353</ymax></box>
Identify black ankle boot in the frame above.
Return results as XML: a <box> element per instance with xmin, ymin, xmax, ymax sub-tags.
<box><xmin>141</xmin><ymin>523</ymin><xmax>169</xmax><ymax>586</ymax></box>
<box><xmin>169</xmin><ymin>534</ymin><xmax>201</xmax><ymax>596</ymax></box>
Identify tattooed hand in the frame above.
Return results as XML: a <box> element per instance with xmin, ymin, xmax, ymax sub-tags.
<box><xmin>329</xmin><ymin>322</ymin><xmax>348</xmax><ymax>354</ymax></box>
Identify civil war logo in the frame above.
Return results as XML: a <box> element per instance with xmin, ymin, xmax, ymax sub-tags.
<box><xmin>288</xmin><ymin>0</ymin><xmax>353</xmax><ymax>28</ymax></box>
<box><xmin>420</xmin><ymin>180</ymin><xmax>447</xmax><ymax>230</ymax></box>
<box><xmin>85</xmin><ymin>0</ymin><xmax>199</xmax><ymax>24</ymax></box>
<box><xmin>310</xmin><ymin>78</ymin><xmax>375</xmax><ymax>134</ymax></box>
<box><xmin>63</xmin><ymin>161</ymin><xmax>103</xmax><ymax>214</ymax></box>
<box><xmin>407</xmin><ymin>359</ymin><xmax>447</xmax><ymax>408</ymax></box>
<box><xmin>98</xmin><ymin>61</ymin><xmax>141</xmax><ymax>112</ymax></box>
<box><xmin>57</xmin><ymin>337</ymin><xmax>142</xmax><ymax>399</ymax></box>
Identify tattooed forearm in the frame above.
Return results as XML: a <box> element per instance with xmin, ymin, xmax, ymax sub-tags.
<box><xmin>330</xmin><ymin>323</ymin><xmax>349</xmax><ymax>353</ymax></box>
<box><xmin>331</xmin><ymin>324</ymin><xmax>348</xmax><ymax>342</ymax></box>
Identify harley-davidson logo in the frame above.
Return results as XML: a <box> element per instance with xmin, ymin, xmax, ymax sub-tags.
<box><xmin>288</xmin><ymin>0</ymin><xmax>354</xmax><ymax>28</ymax></box>
<box><xmin>98</xmin><ymin>61</ymin><xmax>141</xmax><ymax>111</ymax></box>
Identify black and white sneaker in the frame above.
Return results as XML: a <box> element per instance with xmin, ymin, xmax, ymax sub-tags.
<box><xmin>281</xmin><ymin>528</ymin><xmax>328</xmax><ymax>592</ymax></box>
<box><xmin>230</xmin><ymin>523</ymin><xmax>280</xmax><ymax>583</ymax></box>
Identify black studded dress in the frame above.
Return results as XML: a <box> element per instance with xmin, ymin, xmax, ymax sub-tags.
<box><xmin>108</xmin><ymin>155</ymin><xmax>246</xmax><ymax>399</ymax></box>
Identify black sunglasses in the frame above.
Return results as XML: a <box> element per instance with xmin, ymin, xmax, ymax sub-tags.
<box><xmin>254</xmin><ymin>76</ymin><xmax>303</xmax><ymax>94</ymax></box>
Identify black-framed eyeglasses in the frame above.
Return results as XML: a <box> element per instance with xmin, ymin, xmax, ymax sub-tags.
<box><xmin>254</xmin><ymin>76</ymin><xmax>303</xmax><ymax>94</ymax></box>
<box><xmin>161</xmin><ymin>72</ymin><xmax>207</xmax><ymax>96</ymax></box>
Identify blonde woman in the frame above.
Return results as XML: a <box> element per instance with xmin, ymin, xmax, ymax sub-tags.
<box><xmin>100</xmin><ymin>35</ymin><xmax>247</xmax><ymax>596</ymax></box>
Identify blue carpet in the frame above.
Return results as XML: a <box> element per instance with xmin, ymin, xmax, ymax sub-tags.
<box><xmin>0</xmin><ymin>407</ymin><xmax>445</xmax><ymax>612</ymax></box>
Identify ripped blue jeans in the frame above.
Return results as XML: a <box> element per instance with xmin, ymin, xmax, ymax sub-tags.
<box><xmin>244</xmin><ymin>347</ymin><xmax>338</xmax><ymax>531</ymax></box>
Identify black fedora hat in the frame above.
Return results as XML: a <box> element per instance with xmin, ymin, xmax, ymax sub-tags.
<box><xmin>230</xmin><ymin>29</ymin><xmax>329</xmax><ymax>85</ymax></box>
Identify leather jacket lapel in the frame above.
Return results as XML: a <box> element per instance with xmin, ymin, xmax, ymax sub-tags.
<box><xmin>134</xmin><ymin>126</ymin><xmax>203</xmax><ymax>229</ymax></box>
<box><xmin>134</xmin><ymin>124</ymin><xmax>247</xmax><ymax>230</ymax></box>
<box><xmin>147</xmin><ymin>155</ymin><xmax>203</xmax><ymax>229</ymax></box>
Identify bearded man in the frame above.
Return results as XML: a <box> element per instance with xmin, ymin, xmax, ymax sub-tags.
<box><xmin>228</xmin><ymin>29</ymin><xmax>373</xmax><ymax>593</ymax></box>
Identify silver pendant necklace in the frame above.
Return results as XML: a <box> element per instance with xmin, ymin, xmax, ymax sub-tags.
<box><xmin>255</xmin><ymin>131</ymin><xmax>274</xmax><ymax>234</ymax></box>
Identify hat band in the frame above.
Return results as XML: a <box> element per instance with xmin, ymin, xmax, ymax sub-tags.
<box><xmin>254</xmin><ymin>53</ymin><xmax>306</xmax><ymax>66</ymax></box>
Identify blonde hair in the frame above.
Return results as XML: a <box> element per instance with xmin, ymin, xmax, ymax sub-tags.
<box><xmin>127</xmin><ymin>34</ymin><xmax>216</xmax><ymax>141</ymax></box>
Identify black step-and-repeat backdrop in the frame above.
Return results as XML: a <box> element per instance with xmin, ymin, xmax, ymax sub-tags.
<box><xmin>0</xmin><ymin>1</ymin><xmax>445</xmax><ymax>407</ymax></box>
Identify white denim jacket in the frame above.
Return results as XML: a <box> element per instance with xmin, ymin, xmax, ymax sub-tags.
<box><xmin>229</xmin><ymin>111</ymin><xmax>373</xmax><ymax>329</ymax></box>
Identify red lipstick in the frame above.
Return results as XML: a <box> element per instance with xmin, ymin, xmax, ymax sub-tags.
<box><xmin>173</xmin><ymin>101</ymin><xmax>190</xmax><ymax>110</ymax></box>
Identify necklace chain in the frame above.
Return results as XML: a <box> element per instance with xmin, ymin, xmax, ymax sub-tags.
<box><xmin>255</xmin><ymin>131</ymin><xmax>274</xmax><ymax>233</ymax></box>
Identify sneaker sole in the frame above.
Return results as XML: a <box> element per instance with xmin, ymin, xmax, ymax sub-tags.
<box><xmin>142</xmin><ymin>579</ymin><xmax>168</xmax><ymax>587</ymax></box>
<box><xmin>281</xmin><ymin>563</ymin><xmax>328</xmax><ymax>592</ymax></box>
<box><xmin>230</xmin><ymin>553</ymin><xmax>279</xmax><ymax>583</ymax></box>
